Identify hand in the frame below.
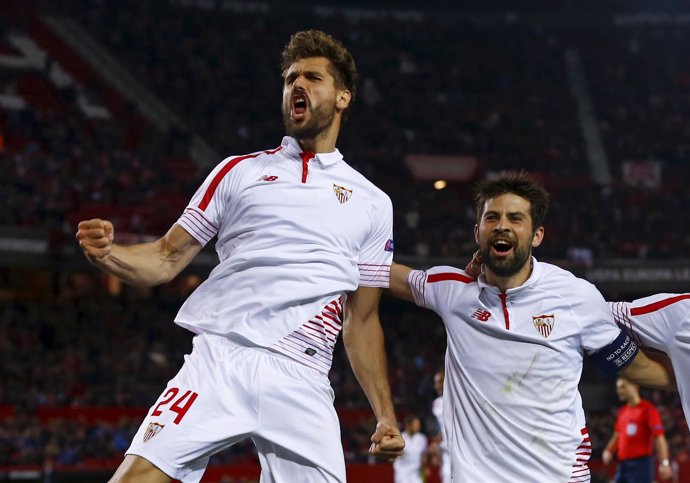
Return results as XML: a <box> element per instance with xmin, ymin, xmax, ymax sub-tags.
<box><xmin>602</xmin><ymin>449</ymin><xmax>612</xmax><ymax>465</ymax></box>
<box><xmin>464</xmin><ymin>250</ymin><xmax>483</xmax><ymax>279</ymax></box>
<box><xmin>76</xmin><ymin>219</ymin><xmax>114</xmax><ymax>265</ymax></box>
<box><xmin>658</xmin><ymin>462</ymin><xmax>672</xmax><ymax>480</ymax></box>
<box><xmin>368</xmin><ymin>419</ymin><xmax>405</xmax><ymax>461</ymax></box>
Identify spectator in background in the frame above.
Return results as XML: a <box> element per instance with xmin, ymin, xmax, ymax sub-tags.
<box><xmin>602</xmin><ymin>377</ymin><xmax>672</xmax><ymax>482</ymax></box>
<box><xmin>393</xmin><ymin>414</ymin><xmax>428</xmax><ymax>483</ymax></box>
<box><xmin>430</xmin><ymin>369</ymin><xmax>450</xmax><ymax>483</ymax></box>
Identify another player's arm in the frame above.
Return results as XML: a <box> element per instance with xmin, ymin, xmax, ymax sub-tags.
<box><xmin>76</xmin><ymin>219</ymin><xmax>202</xmax><ymax>286</ymax></box>
<box><xmin>388</xmin><ymin>262</ymin><xmax>414</xmax><ymax>301</ymax></box>
<box><xmin>620</xmin><ymin>350</ymin><xmax>676</xmax><ymax>390</ymax></box>
<box><xmin>655</xmin><ymin>434</ymin><xmax>672</xmax><ymax>480</ymax></box>
<box><xmin>602</xmin><ymin>431</ymin><xmax>618</xmax><ymax>464</ymax></box>
<box><xmin>343</xmin><ymin>286</ymin><xmax>405</xmax><ymax>459</ymax></box>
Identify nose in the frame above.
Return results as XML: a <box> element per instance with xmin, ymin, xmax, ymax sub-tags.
<box><xmin>493</xmin><ymin>215</ymin><xmax>509</xmax><ymax>231</ymax></box>
<box><xmin>292</xmin><ymin>73</ymin><xmax>307</xmax><ymax>90</ymax></box>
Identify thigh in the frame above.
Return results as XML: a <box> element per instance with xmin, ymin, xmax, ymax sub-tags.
<box><xmin>254</xmin><ymin>353</ymin><xmax>345</xmax><ymax>482</ymax></box>
<box><xmin>255</xmin><ymin>439</ymin><xmax>342</xmax><ymax>483</ymax></box>
<box><xmin>126</xmin><ymin>335</ymin><xmax>259</xmax><ymax>482</ymax></box>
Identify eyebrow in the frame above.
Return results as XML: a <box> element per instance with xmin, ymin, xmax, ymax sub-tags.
<box><xmin>484</xmin><ymin>210</ymin><xmax>528</xmax><ymax>218</ymax></box>
<box><xmin>284</xmin><ymin>69</ymin><xmax>323</xmax><ymax>83</ymax></box>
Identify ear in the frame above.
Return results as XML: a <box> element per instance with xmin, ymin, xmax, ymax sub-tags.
<box><xmin>336</xmin><ymin>89</ymin><xmax>351</xmax><ymax>111</ymax></box>
<box><xmin>531</xmin><ymin>226</ymin><xmax>544</xmax><ymax>248</ymax></box>
<box><xmin>474</xmin><ymin>224</ymin><xmax>479</xmax><ymax>245</ymax></box>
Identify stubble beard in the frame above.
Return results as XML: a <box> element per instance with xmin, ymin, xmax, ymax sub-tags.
<box><xmin>282</xmin><ymin>100</ymin><xmax>336</xmax><ymax>142</ymax></box>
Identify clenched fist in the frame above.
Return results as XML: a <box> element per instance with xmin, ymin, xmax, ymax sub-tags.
<box><xmin>75</xmin><ymin>219</ymin><xmax>114</xmax><ymax>265</ymax></box>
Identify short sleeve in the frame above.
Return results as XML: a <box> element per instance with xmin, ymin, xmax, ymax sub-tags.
<box><xmin>408</xmin><ymin>266</ymin><xmax>475</xmax><ymax>315</ymax></box>
<box><xmin>176</xmin><ymin>155</ymin><xmax>244</xmax><ymax>246</ymax></box>
<box><xmin>579</xmin><ymin>283</ymin><xmax>622</xmax><ymax>354</ymax></box>
<box><xmin>646</xmin><ymin>404</ymin><xmax>664</xmax><ymax>437</ymax></box>
<box><xmin>357</xmin><ymin>194</ymin><xmax>394</xmax><ymax>288</ymax></box>
<box><xmin>628</xmin><ymin>293</ymin><xmax>690</xmax><ymax>349</ymax></box>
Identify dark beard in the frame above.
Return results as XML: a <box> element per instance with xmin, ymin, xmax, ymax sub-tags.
<box><xmin>282</xmin><ymin>102</ymin><xmax>336</xmax><ymax>141</ymax></box>
<box><xmin>479</xmin><ymin>244</ymin><xmax>531</xmax><ymax>277</ymax></box>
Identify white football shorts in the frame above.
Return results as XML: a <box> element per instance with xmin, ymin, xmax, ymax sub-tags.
<box><xmin>126</xmin><ymin>333</ymin><xmax>346</xmax><ymax>482</ymax></box>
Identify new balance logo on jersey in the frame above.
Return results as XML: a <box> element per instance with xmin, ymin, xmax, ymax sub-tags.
<box><xmin>258</xmin><ymin>175</ymin><xmax>279</xmax><ymax>182</ymax></box>
<box><xmin>471</xmin><ymin>308</ymin><xmax>491</xmax><ymax>322</ymax></box>
<box><xmin>143</xmin><ymin>422</ymin><xmax>164</xmax><ymax>442</ymax></box>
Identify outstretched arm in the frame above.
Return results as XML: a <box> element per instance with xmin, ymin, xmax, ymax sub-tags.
<box><xmin>620</xmin><ymin>349</ymin><xmax>676</xmax><ymax>390</ymax></box>
<box><xmin>388</xmin><ymin>262</ymin><xmax>414</xmax><ymax>301</ymax></box>
<box><xmin>76</xmin><ymin>218</ymin><xmax>202</xmax><ymax>286</ymax></box>
<box><xmin>343</xmin><ymin>286</ymin><xmax>404</xmax><ymax>460</ymax></box>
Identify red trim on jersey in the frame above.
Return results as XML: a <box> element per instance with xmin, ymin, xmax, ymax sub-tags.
<box><xmin>630</xmin><ymin>294</ymin><xmax>690</xmax><ymax>316</ymax></box>
<box><xmin>427</xmin><ymin>272</ymin><xmax>475</xmax><ymax>284</ymax></box>
<box><xmin>198</xmin><ymin>146</ymin><xmax>282</xmax><ymax>211</ymax></box>
<box><xmin>300</xmin><ymin>151</ymin><xmax>315</xmax><ymax>183</ymax></box>
<box><xmin>499</xmin><ymin>292</ymin><xmax>510</xmax><ymax>330</ymax></box>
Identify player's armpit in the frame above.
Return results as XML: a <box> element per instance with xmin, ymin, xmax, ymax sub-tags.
<box><xmin>620</xmin><ymin>349</ymin><xmax>676</xmax><ymax>391</ymax></box>
<box><xmin>386</xmin><ymin>262</ymin><xmax>414</xmax><ymax>301</ymax></box>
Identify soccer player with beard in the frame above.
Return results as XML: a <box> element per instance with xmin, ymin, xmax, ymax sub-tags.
<box><xmin>76</xmin><ymin>30</ymin><xmax>403</xmax><ymax>483</ymax></box>
<box><xmin>388</xmin><ymin>171</ymin><xmax>674</xmax><ymax>482</ymax></box>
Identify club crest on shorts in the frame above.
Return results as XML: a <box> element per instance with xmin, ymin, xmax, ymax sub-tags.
<box><xmin>333</xmin><ymin>183</ymin><xmax>353</xmax><ymax>203</ymax></box>
<box><xmin>532</xmin><ymin>314</ymin><xmax>555</xmax><ymax>338</ymax></box>
<box><xmin>143</xmin><ymin>422</ymin><xmax>165</xmax><ymax>442</ymax></box>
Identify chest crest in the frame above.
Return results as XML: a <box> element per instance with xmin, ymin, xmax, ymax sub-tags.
<box><xmin>333</xmin><ymin>183</ymin><xmax>353</xmax><ymax>204</ymax></box>
<box><xmin>532</xmin><ymin>314</ymin><xmax>555</xmax><ymax>338</ymax></box>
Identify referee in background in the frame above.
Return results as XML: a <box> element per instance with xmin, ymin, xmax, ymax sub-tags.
<box><xmin>602</xmin><ymin>376</ymin><xmax>672</xmax><ymax>482</ymax></box>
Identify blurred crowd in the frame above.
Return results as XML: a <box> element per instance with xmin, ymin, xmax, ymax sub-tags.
<box><xmin>2</xmin><ymin>1</ymin><xmax>690</xmax><ymax>259</ymax></box>
<box><xmin>2</xmin><ymin>0</ymin><xmax>690</xmax><ymax>473</ymax></box>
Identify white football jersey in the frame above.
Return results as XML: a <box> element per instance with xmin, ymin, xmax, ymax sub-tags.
<box><xmin>610</xmin><ymin>294</ymin><xmax>690</xmax><ymax>423</ymax></box>
<box><xmin>174</xmin><ymin>136</ymin><xmax>393</xmax><ymax>372</ymax></box>
<box><xmin>408</xmin><ymin>259</ymin><xmax>619</xmax><ymax>482</ymax></box>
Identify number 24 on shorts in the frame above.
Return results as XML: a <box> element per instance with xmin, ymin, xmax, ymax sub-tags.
<box><xmin>151</xmin><ymin>387</ymin><xmax>199</xmax><ymax>424</ymax></box>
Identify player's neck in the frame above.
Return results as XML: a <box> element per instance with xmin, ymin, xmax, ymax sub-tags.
<box><xmin>627</xmin><ymin>395</ymin><xmax>641</xmax><ymax>407</ymax></box>
<box><xmin>485</xmin><ymin>260</ymin><xmax>533</xmax><ymax>293</ymax></box>
<box><xmin>296</xmin><ymin>120</ymin><xmax>340</xmax><ymax>154</ymax></box>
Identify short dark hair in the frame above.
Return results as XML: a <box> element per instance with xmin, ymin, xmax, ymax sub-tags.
<box><xmin>404</xmin><ymin>414</ymin><xmax>420</xmax><ymax>426</ymax></box>
<box><xmin>280</xmin><ymin>30</ymin><xmax>358</xmax><ymax>103</ymax></box>
<box><xmin>474</xmin><ymin>171</ymin><xmax>550</xmax><ymax>231</ymax></box>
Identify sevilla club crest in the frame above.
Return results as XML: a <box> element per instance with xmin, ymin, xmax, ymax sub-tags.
<box><xmin>143</xmin><ymin>422</ymin><xmax>165</xmax><ymax>442</ymax></box>
<box><xmin>333</xmin><ymin>183</ymin><xmax>353</xmax><ymax>203</ymax></box>
<box><xmin>532</xmin><ymin>314</ymin><xmax>555</xmax><ymax>338</ymax></box>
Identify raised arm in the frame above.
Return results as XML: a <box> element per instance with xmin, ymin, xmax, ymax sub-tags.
<box><xmin>343</xmin><ymin>286</ymin><xmax>404</xmax><ymax>460</ymax></box>
<box><xmin>76</xmin><ymin>218</ymin><xmax>202</xmax><ymax>286</ymax></box>
<box><xmin>388</xmin><ymin>262</ymin><xmax>414</xmax><ymax>301</ymax></box>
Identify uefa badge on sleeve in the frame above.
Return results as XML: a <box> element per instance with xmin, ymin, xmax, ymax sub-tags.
<box><xmin>143</xmin><ymin>422</ymin><xmax>165</xmax><ymax>442</ymax></box>
<box><xmin>333</xmin><ymin>183</ymin><xmax>353</xmax><ymax>203</ymax></box>
<box><xmin>532</xmin><ymin>314</ymin><xmax>555</xmax><ymax>338</ymax></box>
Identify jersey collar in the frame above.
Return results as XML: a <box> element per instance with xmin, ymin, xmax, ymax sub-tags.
<box><xmin>477</xmin><ymin>256</ymin><xmax>543</xmax><ymax>294</ymax></box>
<box><xmin>281</xmin><ymin>136</ymin><xmax>343</xmax><ymax>166</ymax></box>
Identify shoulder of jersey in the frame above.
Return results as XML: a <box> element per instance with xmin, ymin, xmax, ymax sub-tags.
<box><xmin>338</xmin><ymin>160</ymin><xmax>391</xmax><ymax>201</ymax></box>
<box><xmin>538</xmin><ymin>261</ymin><xmax>592</xmax><ymax>290</ymax></box>
<box><xmin>425</xmin><ymin>265</ymin><xmax>476</xmax><ymax>284</ymax></box>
